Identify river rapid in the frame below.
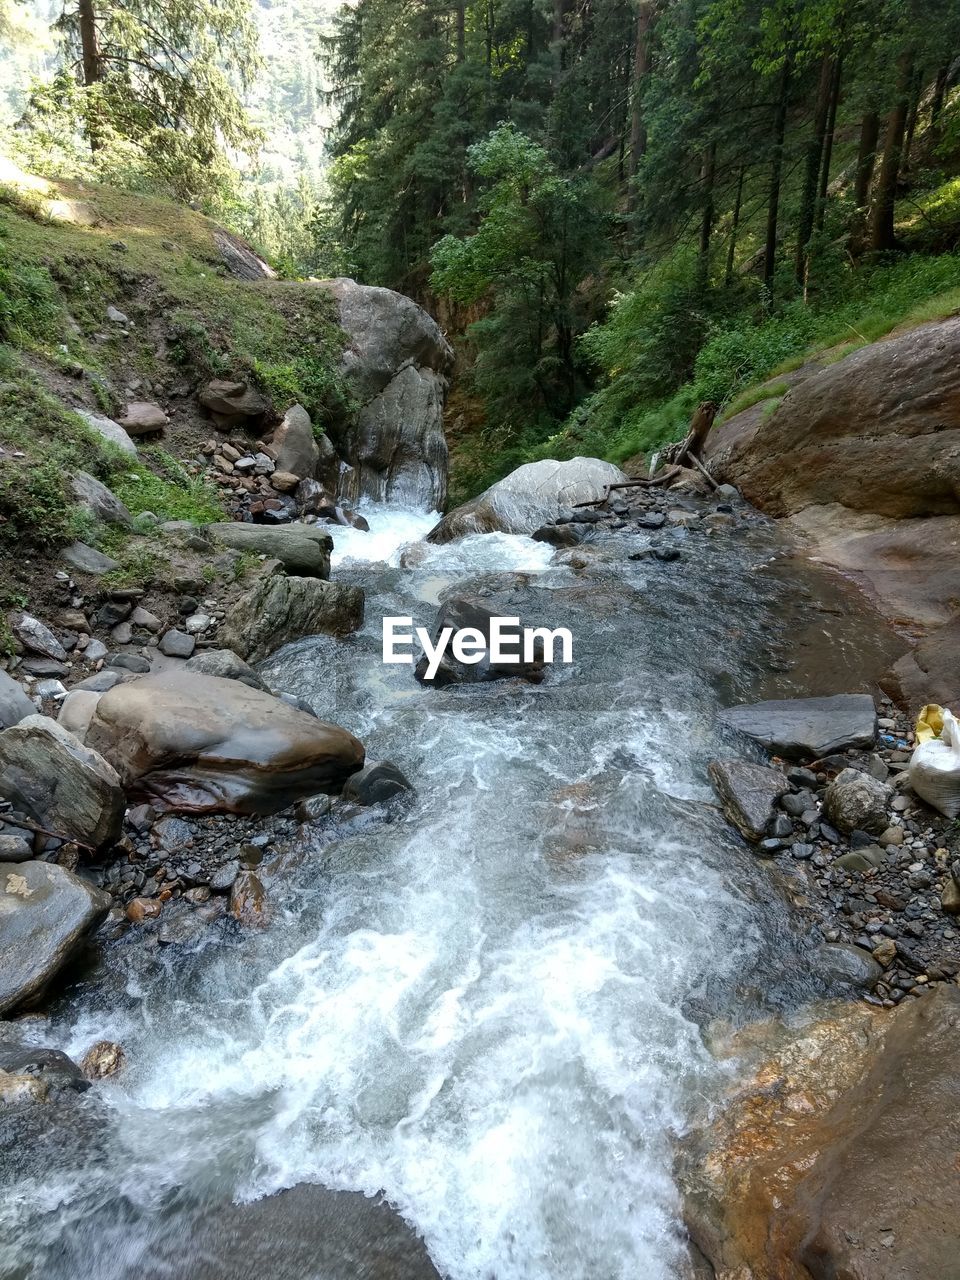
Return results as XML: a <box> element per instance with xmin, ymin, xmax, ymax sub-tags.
<box><xmin>2</xmin><ymin>504</ymin><xmax>835</xmax><ymax>1280</ymax></box>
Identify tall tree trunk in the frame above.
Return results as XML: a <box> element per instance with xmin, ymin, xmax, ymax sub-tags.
<box><xmin>725</xmin><ymin>164</ymin><xmax>745</xmax><ymax>287</ymax></box>
<box><xmin>456</xmin><ymin>0</ymin><xmax>465</xmax><ymax>63</ymax></box>
<box><xmin>868</xmin><ymin>50</ymin><xmax>913</xmax><ymax>253</ymax></box>
<box><xmin>764</xmin><ymin>56</ymin><xmax>791</xmax><ymax>298</ymax></box>
<box><xmin>929</xmin><ymin>63</ymin><xmax>949</xmax><ymax>146</ymax></box>
<box><xmin>853</xmin><ymin>109</ymin><xmax>880</xmax><ymax>210</ymax></box>
<box><xmin>627</xmin><ymin>1</ymin><xmax>655</xmax><ymax>198</ymax></box>
<box><xmin>552</xmin><ymin>0</ymin><xmax>569</xmax><ymax>72</ymax></box>
<box><xmin>814</xmin><ymin>54</ymin><xmax>842</xmax><ymax>233</ymax></box>
<box><xmin>78</xmin><ymin>0</ymin><xmax>100</xmax><ymax>86</ymax></box>
<box><xmin>795</xmin><ymin>53</ymin><xmax>835</xmax><ymax>285</ymax></box>
<box><xmin>900</xmin><ymin>66</ymin><xmax>923</xmax><ymax>175</ymax></box>
<box><xmin>698</xmin><ymin>141</ymin><xmax>716</xmax><ymax>291</ymax></box>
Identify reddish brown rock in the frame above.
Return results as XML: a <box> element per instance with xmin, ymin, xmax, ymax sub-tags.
<box><xmin>86</xmin><ymin>672</ymin><xmax>364</xmax><ymax>815</ymax></box>
<box><xmin>229</xmin><ymin>869</ymin><xmax>268</xmax><ymax>926</ymax></box>
<box><xmin>882</xmin><ymin>613</ymin><xmax>960</xmax><ymax>715</ymax></box>
<box><xmin>705</xmin><ymin>317</ymin><xmax>960</xmax><ymax>520</ymax></box>
<box><xmin>126</xmin><ymin>897</ymin><xmax>162</xmax><ymax>923</ymax></box>
<box><xmin>681</xmin><ymin>986</ymin><xmax>960</xmax><ymax>1280</ymax></box>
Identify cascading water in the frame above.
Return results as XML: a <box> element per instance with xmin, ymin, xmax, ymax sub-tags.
<box><xmin>0</xmin><ymin>503</ymin><xmax>822</xmax><ymax>1280</ymax></box>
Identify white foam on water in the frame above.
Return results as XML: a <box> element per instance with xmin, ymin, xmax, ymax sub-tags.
<box><xmin>9</xmin><ymin>505</ymin><xmax>783</xmax><ymax>1280</ymax></box>
<box><xmin>329</xmin><ymin>505</ymin><xmax>439</xmax><ymax>567</ymax></box>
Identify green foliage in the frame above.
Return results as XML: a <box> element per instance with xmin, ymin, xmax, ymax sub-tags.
<box><xmin>110</xmin><ymin>450</ymin><xmax>223</xmax><ymax>525</ymax></box>
<box><xmin>0</xmin><ymin>233</ymin><xmax>65</xmax><ymax>347</ymax></box>
<box><xmin>432</xmin><ymin>125</ymin><xmax>604</xmax><ymax>432</ymax></box>
<box><xmin>16</xmin><ymin>0</ymin><xmax>262</xmax><ymax>207</ymax></box>
<box><xmin>167</xmin><ymin>310</ymin><xmax>230</xmax><ymax>378</ymax></box>
<box><xmin>0</xmin><ymin>459</ymin><xmax>72</xmax><ymax>548</ymax></box>
<box><xmin>251</xmin><ymin>353</ymin><xmax>354</xmax><ymax>425</ymax></box>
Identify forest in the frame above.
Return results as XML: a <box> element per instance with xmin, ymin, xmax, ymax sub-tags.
<box><xmin>3</xmin><ymin>0</ymin><xmax>960</xmax><ymax>498</ymax></box>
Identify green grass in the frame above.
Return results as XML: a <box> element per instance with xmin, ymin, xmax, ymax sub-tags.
<box><xmin>110</xmin><ymin>449</ymin><xmax>224</xmax><ymax>524</ymax></box>
<box><xmin>721</xmin><ymin>379</ymin><xmax>791</xmax><ymax>421</ymax></box>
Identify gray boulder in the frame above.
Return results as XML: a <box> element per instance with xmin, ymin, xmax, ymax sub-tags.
<box><xmin>427</xmin><ymin>457</ymin><xmax>628</xmax><ymax>543</ymax></box>
<box><xmin>86</xmin><ymin>672</ymin><xmax>364</xmax><ymax>815</ymax></box>
<box><xmin>69</xmin><ymin>471</ymin><xmax>132</xmax><ymax>528</ymax></box>
<box><xmin>0</xmin><ymin>670</ymin><xmax>34</xmax><ymax>729</ymax></box>
<box><xmin>57</xmin><ymin>690</ymin><xmax>101</xmax><ymax>742</ymax></box>
<box><xmin>221</xmin><ymin>574</ymin><xmax>364</xmax><ymax>664</ymax></box>
<box><xmin>61</xmin><ymin>542</ymin><xmax>120</xmax><ymax>576</ymax></box>
<box><xmin>271</xmin><ymin>404</ymin><xmax>320</xmax><ymax>480</ymax></box>
<box><xmin>317</xmin><ymin>277</ymin><xmax>454</xmax><ymax>509</ymax></box>
<box><xmin>814</xmin><ymin>942</ymin><xmax>882</xmax><ymax>991</ymax></box>
<box><xmin>708</xmin><ymin>760</ymin><xmax>790</xmax><ymax>842</ymax></box>
<box><xmin>119</xmin><ymin>401</ymin><xmax>168</xmax><ymax>436</ymax></box>
<box><xmin>185</xmin><ymin>649</ymin><xmax>267</xmax><ymax>690</ymax></box>
<box><xmin>0</xmin><ymin>715</ymin><xmax>125</xmax><ymax>848</ymax></box>
<box><xmin>823</xmin><ymin>767</ymin><xmax>892</xmax><ymax>835</ymax></box>
<box><xmin>0</xmin><ymin>860</ymin><xmax>111</xmax><ymax>1014</ymax></box>
<box><xmin>13</xmin><ymin>614</ymin><xmax>67</xmax><ymax>662</ymax></box>
<box><xmin>718</xmin><ymin>694</ymin><xmax>877</xmax><ymax>761</ymax></box>
<box><xmin>342</xmin><ymin>761</ymin><xmax>414</xmax><ymax>806</ymax></box>
<box><xmin>205</xmin><ymin>523</ymin><xmax>332</xmax><ymax>578</ymax></box>
<box><xmin>414</xmin><ymin>597</ymin><xmax>546</xmax><ymax>687</ymax></box>
<box><xmin>74</xmin><ymin>408</ymin><xmax>138</xmax><ymax>458</ymax></box>
<box><xmin>339</xmin><ymin>364</ymin><xmax>449</xmax><ymax>509</ymax></box>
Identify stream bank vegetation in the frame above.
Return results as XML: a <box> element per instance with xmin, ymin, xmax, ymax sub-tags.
<box><xmin>319</xmin><ymin>0</ymin><xmax>960</xmax><ymax>502</ymax></box>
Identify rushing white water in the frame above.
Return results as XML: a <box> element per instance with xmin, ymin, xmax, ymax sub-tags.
<box><xmin>0</xmin><ymin>505</ymin><xmax>811</xmax><ymax>1280</ymax></box>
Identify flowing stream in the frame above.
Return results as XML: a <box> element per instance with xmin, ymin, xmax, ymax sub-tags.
<box><xmin>2</xmin><ymin>504</ymin><xmax>831</xmax><ymax>1280</ymax></box>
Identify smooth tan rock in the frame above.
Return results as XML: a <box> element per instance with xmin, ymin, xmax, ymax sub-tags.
<box><xmin>119</xmin><ymin>401</ymin><xmax>168</xmax><ymax>436</ymax></box>
<box><xmin>271</xmin><ymin>404</ymin><xmax>319</xmax><ymax>480</ymax></box>
<box><xmin>0</xmin><ymin>715</ymin><xmax>124</xmax><ymax>848</ymax></box>
<box><xmin>270</xmin><ymin>470</ymin><xmax>300</xmax><ymax>492</ymax></box>
<box><xmin>126</xmin><ymin>897</ymin><xmax>162</xmax><ymax>923</ymax></box>
<box><xmin>0</xmin><ymin>861</ymin><xmax>111</xmax><ymax>1014</ymax></box>
<box><xmin>86</xmin><ymin>672</ymin><xmax>364</xmax><ymax>815</ymax></box>
<box><xmin>705</xmin><ymin>317</ymin><xmax>960</xmax><ymax>520</ymax></box>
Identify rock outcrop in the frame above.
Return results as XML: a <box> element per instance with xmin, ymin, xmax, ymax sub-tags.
<box><xmin>221</xmin><ymin>574</ymin><xmax>364</xmax><ymax>663</ymax></box>
<box><xmin>704</xmin><ymin>319</ymin><xmax>960</xmax><ymax>711</ymax></box>
<box><xmin>707</xmin><ymin>760</ymin><xmax>790</xmax><ymax>841</ymax></box>
<box><xmin>86</xmin><ymin>672</ymin><xmax>364</xmax><ymax>814</ymax></box>
<box><xmin>718</xmin><ymin>694</ymin><xmax>877</xmax><ymax>761</ymax></box>
<box><xmin>0</xmin><ymin>715</ymin><xmax>125</xmax><ymax>849</ymax></box>
<box><xmin>705</xmin><ymin>317</ymin><xmax>960</xmax><ymax>520</ymax></box>
<box><xmin>428</xmin><ymin>457</ymin><xmax>629</xmax><ymax>542</ymax></box>
<box><xmin>205</xmin><ymin>523</ymin><xmax>333</xmax><ymax>577</ymax></box>
<box><xmin>0</xmin><ymin>861</ymin><xmax>111</xmax><ymax>1014</ymax></box>
<box><xmin>317</xmin><ymin>277</ymin><xmax>454</xmax><ymax>509</ymax></box>
<box><xmin>681</xmin><ymin>985</ymin><xmax>960</xmax><ymax>1280</ymax></box>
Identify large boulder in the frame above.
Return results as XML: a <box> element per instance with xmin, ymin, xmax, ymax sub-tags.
<box><xmin>317</xmin><ymin>277</ymin><xmax>454</xmax><ymax>509</ymax></box>
<box><xmin>271</xmin><ymin>403</ymin><xmax>319</xmax><ymax>480</ymax></box>
<box><xmin>719</xmin><ymin>694</ymin><xmax>877</xmax><ymax>761</ymax></box>
<box><xmin>204</xmin><ymin>523</ymin><xmax>332</xmax><ymax>578</ymax></box>
<box><xmin>0</xmin><ymin>716</ymin><xmax>125</xmax><ymax>849</ymax></box>
<box><xmin>69</xmin><ymin>471</ymin><xmax>132</xmax><ymax>528</ymax></box>
<box><xmin>682</xmin><ymin>986</ymin><xmax>960</xmax><ymax>1280</ymax></box>
<box><xmin>221</xmin><ymin>574</ymin><xmax>364</xmax><ymax>664</ymax></box>
<box><xmin>414</xmin><ymin>597</ymin><xmax>546</xmax><ymax>686</ymax></box>
<box><xmin>199</xmin><ymin>379</ymin><xmax>269</xmax><ymax>430</ymax></box>
<box><xmin>74</xmin><ymin>408</ymin><xmax>138</xmax><ymax>458</ymax></box>
<box><xmin>184</xmin><ymin>648</ymin><xmax>267</xmax><ymax>690</ymax></box>
<box><xmin>85</xmin><ymin>672</ymin><xmax>364</xmax><ymax>815</ymax></box>
<box><xmin>339</xmin><ymin>364</ymin><xmax>449</xmax><ymax>509</ymax></box>
<box><xmin>0</xmin><ymin>670</ymin><xmax>34</xmax><ymax>729</ymax></box>
<box><xmin>705</xmin><ymin>316</ymin><xmax>960</xmax><ymax>520</ymax></box>
<box><xmin>427</xmin><ymin>457</ymin><xmax>628</xmax><ymax>543</ymax></box>
<box><xmin>823</xmin><ymin>767</ymin><xmax>892</xmax><ymax>835</ymax></box>
<box><xmin>119</xmin><ymin>401</ymin><xmax>168</xmax><ymax>437</ymax></box>
<box><xmin>0</xmin><ymin>860</ymin><xmax>111</xmax><ymax>1014</ymax></box>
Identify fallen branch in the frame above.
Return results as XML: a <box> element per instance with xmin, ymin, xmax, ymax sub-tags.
<box><xmin>1</xmin><ymin>813</ymin><xmax>96</xmax><ymax>854</ymax></box>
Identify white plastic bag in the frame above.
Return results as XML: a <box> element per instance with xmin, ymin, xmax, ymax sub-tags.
<box><xmin>909</xmin><ymin>707</ymin><xmax>960</xmax><ymax>818</ymax></box>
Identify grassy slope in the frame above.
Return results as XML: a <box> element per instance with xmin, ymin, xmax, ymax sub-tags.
<box><xmin>0</xmin><ymin>170</ymin><xmax>349</xmax><ymax>650</ymax></box>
